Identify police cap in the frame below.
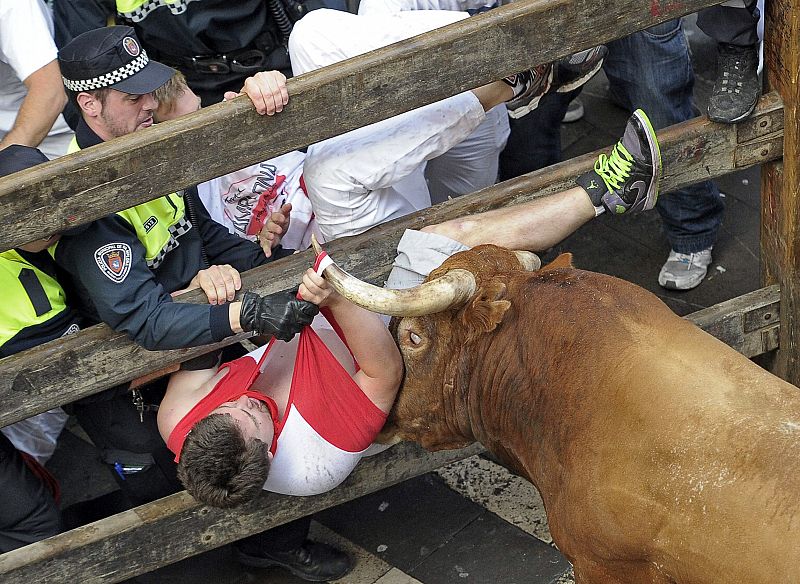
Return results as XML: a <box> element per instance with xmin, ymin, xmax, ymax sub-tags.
<box><xmin>58</xmin><ymin>26</ymin><xmax>174</xmax><ymax>95</ymax></box>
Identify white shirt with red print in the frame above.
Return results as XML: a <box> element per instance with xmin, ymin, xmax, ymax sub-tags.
<box><xmin>197</xmin><ymin>150</ymin><xmax>322</xmax><ymax>250</ymax></box>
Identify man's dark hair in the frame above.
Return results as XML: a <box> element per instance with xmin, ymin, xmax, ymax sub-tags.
<box><xmin>176</xmin><ymin>413</ymin><xmax>270</xmax><ymax>508</ymax></box>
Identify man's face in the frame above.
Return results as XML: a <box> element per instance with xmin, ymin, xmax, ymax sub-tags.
<box><xmin>92</xmin><ymin>89</ymin><xmax>158</xmax><ymax>139</ymax></box>
<box><xmin>213</xmin><ymin>394</ymin><xmax>276</xmax><ymax>450</ymax></box>
<box><xmin>155</xmin><ymin>87</ymin><xmax>202</xmax><ymax>122</ymax></box>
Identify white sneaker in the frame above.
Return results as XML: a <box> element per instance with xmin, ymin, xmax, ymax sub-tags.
<box><xmin>658</xmin><ymin>247</ymin><xmax>713</xmax><ymax>290</ymax></box>
<box><xmin>562</xmin><ymin>97</ymin><xmax>584</xmax><ymax>123</ymax></box>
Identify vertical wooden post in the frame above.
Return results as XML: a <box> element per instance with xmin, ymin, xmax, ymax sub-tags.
<box><xmin>761</xmin><ymin>0</ymin><xmax>800</xmax><ymax>382</ymax></box>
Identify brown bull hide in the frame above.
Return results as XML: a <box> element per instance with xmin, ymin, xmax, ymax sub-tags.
<box><xmin>386</xmin><ymin>245</ymin><xmax>800</xmax><ymax>584</ymax></box>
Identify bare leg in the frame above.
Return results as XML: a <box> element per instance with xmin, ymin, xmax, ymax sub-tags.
<box><xmin>422</xmin><ymin>186</ymin><xmax>596</xmax><ymax>252</ymax></box>
<box><xmin>472</xmin><ymin>81</ymin><xmax>514</xmax><ymax>111</ymax></box>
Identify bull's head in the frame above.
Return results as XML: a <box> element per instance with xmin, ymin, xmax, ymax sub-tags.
<box><xmin>312</xmin><ymin>237</ymin><xmax>549</xmax><ymax>450</ymax></box>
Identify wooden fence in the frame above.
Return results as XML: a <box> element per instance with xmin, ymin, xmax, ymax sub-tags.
<box><xmin>0</xmin><ymin>0</ymin><xmax>796</xmax><ymax>580</ymax></box>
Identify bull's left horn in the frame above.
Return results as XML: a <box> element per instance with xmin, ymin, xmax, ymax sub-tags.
<box><xmin>311</xmin><ymin>236</ymin><xmax>476</xmax><ymax>317</ymax></box>
<box><xmin>514</xmin><ymin>251</ymin><xmax>541</xmax><ymax>271</ymax></box>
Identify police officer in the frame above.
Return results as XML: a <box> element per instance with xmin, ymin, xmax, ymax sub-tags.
<box><xmin>0</xmin><ymin>145</ymin><xmax>74</xmax><ymax>552</ymax></box>
<box><xmin>52</xmin><ymin>0</ymin><xmax>326</xmax><ymax>106</ymax></box>
<box><xmin>52</xmin><ymin>26</ymin><xmax>351</xmax><ymax>581</ymax></box>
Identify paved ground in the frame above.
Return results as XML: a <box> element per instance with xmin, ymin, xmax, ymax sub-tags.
<box><xmin>44</xmin><ymin>14</ymin><xmax>763</xmax><ymax>584</ymax></box>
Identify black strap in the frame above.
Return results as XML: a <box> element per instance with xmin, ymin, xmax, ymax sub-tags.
<box><xmin>181</xmin><ymin>190</ymin><xmax>210</xmax><ymax>269</ymax></box>
<box><xmin>18</xmin><ymin>268</ymin><xmax>52</xmax><ymax>317</ymax></box>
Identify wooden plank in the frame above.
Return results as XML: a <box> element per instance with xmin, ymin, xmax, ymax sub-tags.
<box><xmin>686</xmin><ymin>284</ymin><xmax>780</xmax><ymax>357</ymax></box>
<box><xmin>0</xmin><ymin>442</ymin><xmax>484</xmax><ymax>584</ymax></box>
<box><xmin>761</xmin><ymin>0</ymin><xmax>800</xmax><ymax>383</ymax></box>
<box><xmin>0</xmin><ymin>0</ymin><xmax>727</xmax><ymax>252</ymax></box>
<box><xmin>0</xmin><ymin>98</ymin><xmax>784</xmax><ymax>429</ymax></box>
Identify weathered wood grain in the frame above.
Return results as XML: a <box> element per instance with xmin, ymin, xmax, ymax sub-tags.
<box><xmin>0</xmin><ymin>97</ymin><xmax>784</xmax><ymax>429</ymax></box>
<box><xmin>761</xmin><ymin>0</ymin><xmax>800</xmax><ymax>384</ymax></box>
<box><xmin>687</xmin><ymin>285</ymin><xmax>780</xmax><ymax>358</ymax></box>
<box><xmin>0</xmin><ymin>0</ymin><xmax>729</xmax><ymax>252</ymax></box>
<box><xmin>0</xmin><ymin>442</ymin><xmax>484</xmax><ymax>584</ymax></box>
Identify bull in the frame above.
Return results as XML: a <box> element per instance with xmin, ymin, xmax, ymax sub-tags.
<box><xmin>316</xmin><ymin>242</ymin><xmax>800</xmax><ymax>584</ymax></box>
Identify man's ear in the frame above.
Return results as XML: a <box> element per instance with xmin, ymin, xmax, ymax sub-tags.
<box><xmin>76</xmin><ymin>92</ymin><xmax>101</xmax><ymax>118</ymax></box>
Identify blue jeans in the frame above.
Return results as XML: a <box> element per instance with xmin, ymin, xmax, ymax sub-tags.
<box><xmin>604</xmin><ymin>19</ymin><xmax>725</xmax><ymax>253</ymax></box>
<box><xmin>498</xmin><ymin>89</ymin><xmax>577</xmax><ymax>181</ymax></box>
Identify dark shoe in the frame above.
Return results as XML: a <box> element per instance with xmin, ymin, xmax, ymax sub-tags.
<box><xmin>708</xmin><ymin>43</ymin><xmax>760</xmax><ymax>123</ymax></box>
<box><xmin>504</xmin><ymin>63</ymin><xmax>553</xmax><ymax>119</ymax></box>
<box><xmin>505</xmin><ymin>46</ymin><xmax>605</xmax><ymax>119</ymax></box>
<box><xmin>234</xmin><ymin>540</ymin><xmax>353</xmax><ymax>582</ymax></box>
<box><xmin>552</xmin><ymin>45</ymin><xmax>607</xmax><ymax>93</ymax></box>
<box><xmin>576</xmin><ymin>109</ymin><xmax>662</xmax><ymax>215</ymax></box>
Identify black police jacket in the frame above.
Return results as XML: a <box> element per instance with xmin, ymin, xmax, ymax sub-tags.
<box><xmin>53</xmin><ymin>120</ymin><xmax>293</xmax><ymax>351</ymax></box>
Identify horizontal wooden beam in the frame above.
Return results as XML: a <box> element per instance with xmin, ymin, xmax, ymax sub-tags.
<box><xmin>0</xmin><ymin>95</ymin><xmax>784</xmax><ymax>429</ymax></box>
<box><xmin>686</xmin><ymin>284</ymin><xmax>781</xmax><ymax>358</ymax></box>
<box><xmin>0</xmin><ymin>442</ymin><xmax>484</xmax><ymax>584</ymax></box>
<box><xmin>0</xmin><ymin>0</ymin><xmax>725</xmax><ymax>252</ymax></box>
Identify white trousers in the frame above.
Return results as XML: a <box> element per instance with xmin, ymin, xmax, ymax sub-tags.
<box><xmin>289</xmin><ymin>7</ymin><xmax>509</xmax><ymax>240</ymax></box>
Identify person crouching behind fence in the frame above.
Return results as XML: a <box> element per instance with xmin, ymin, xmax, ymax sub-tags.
<box><xmin>157</xmin><ymin>255</ymin><xmax>402</xmax><ymax>507</ymax></box>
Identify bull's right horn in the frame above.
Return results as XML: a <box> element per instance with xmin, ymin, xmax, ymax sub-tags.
<box><xmin>311</xmin><ymin>236</ymin><xmax>476</xmax><ymax>317</ymax></box>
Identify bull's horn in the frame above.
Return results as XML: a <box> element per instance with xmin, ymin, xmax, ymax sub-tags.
<box><xmin>311</xmin><ymin>235</ymin><xmax>476</xmax><ymax>316</ymax></box>
<box><xmin>514</xmin><ymin>250</ymin><xmax>541</xmax><ymax>271</ymax></box>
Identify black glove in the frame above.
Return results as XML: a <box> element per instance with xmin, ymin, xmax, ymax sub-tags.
<box><xmin>239</xmin><ymin>290</ymin><xmax>319</xmax><ymax>341</ymax></box>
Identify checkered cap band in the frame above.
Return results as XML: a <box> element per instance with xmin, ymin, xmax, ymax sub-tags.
<box><xmin>62</xmin><ymin>50</ymin><xmax>150</xmax><ymax>92</ymax></box>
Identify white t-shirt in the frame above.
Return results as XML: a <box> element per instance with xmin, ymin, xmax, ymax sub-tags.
<box><xmin>0</xmin><ymin>0</ymin><xmax>73</xmax><ymax>159</ymax></box>
<box><xmin>197</xmin><ymin>150</ymin><xmax>320</xmax><ymax>250</ymax></box>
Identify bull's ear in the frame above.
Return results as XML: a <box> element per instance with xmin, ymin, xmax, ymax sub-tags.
<box><xmin>543</xmin><ymin>252</ymin><xmax>573</xmax><ymax>270</ymax></box>
<box><xmin>459</xmin><ymin>280</ymin><xmax>511</xmax><ymax>343</ymax></box>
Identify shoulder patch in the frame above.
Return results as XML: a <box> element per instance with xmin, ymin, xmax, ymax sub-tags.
<box><xmin>94</xmin><ymin>243</ymin><xmax>132</xmax><ymax>283</ymax></box>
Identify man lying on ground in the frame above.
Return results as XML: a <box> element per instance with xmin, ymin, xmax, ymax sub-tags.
<box><xmin>158</xmin><ymin>260</ymin><xmax>403</xmax><ymax>506</ymax></box>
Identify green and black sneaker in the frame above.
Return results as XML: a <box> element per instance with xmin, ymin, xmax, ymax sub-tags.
<box><xmin>576</xmin><ymin>109</ymin><xmax>662</xmax><ymax>215</ymax></box>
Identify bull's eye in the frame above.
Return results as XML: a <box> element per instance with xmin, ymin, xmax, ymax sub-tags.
<box><xmin>409</xmin><ymin>331</ymin><xmax>422</xmax><ymax>345</ymax></box>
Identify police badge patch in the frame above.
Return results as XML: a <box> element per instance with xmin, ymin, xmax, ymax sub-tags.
<box><xmin>95</xmin><ymin>243</ymin><xmax>132</xmax><ymax>283</ymax></box>
<box><xmin>122</xmin><ymin>36</ymin><xmax>141</xmax><ymax>57</ymax></box>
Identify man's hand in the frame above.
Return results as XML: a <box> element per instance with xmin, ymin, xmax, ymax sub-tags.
<box><xmin>239</xmin><ymin>290</ymin><xmax>319</xmax><ymax>341</ymax></box>
<box><xmin>299</xmin><ymin>268</ymin><xmax>340</xmax><ymax>308</ymax></box>
<box><xmin>224</xmin><ymin>70</ymin><xmax>289</xmax><ymax>116</ymax></box>
<box><xmin>259</xmin><ymin>202</ymin><xmax>292</xmax><ymax>258</ymax></box>
<box><xmin>187</xmin><ymin>264</ymin><xmax>242</xmax><ymax>305</ymax></box>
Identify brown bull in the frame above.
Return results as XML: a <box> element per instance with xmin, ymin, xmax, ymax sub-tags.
<box><xmin>319</xmin><ymin>243</ymin><xmax>800</xmax><ymax>584</ymax></box>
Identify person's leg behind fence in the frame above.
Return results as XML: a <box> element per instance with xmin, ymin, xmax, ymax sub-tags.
<box><xmin>603</xmin><ymin>20</ymin><xmax>725</xmax><ymax>290</ymax></box>
<box><xmin>697</xmin><ymin>0</ymin><xmax>761</xmax><ymax>123</ymax></box>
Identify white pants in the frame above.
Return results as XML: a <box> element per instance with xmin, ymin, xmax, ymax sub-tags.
<box><xmin>289</xmin><ymin>6</ymin><xmax>509</xmax><ymax>240</ymax></box>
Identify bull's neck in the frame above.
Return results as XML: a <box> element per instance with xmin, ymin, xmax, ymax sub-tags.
<box><xmin>455</xmin><ymin>334</ymin><xmax>555</xmax><ymax>485</ymax></box>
